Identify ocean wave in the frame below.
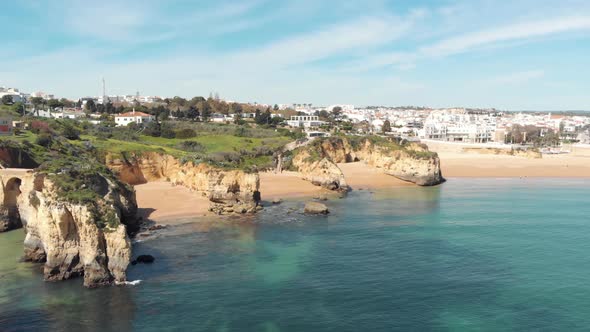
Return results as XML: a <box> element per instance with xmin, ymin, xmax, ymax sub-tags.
<box><xmin>116</xmin><ymin>280</ymin><xmax>142</xmax><ymax>286</ymax></box>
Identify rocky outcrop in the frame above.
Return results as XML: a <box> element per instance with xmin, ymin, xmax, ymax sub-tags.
<box><xmin>291</xmin><ymin>150</ymin><xmax>349</xmax><ymax>191</ymax></box>
<box><xmin>0</xmin><ymin>170</ymin><xmax>138</xmax><ymax>287</ymax></box>
<box><xmin>291</xmin><ymin>137</ymin><xmax>444</xmax><ymax>188</ymax></box>
<box><xmin>304</xmin><ymin>202</ymin><xmax>329</xmax><ymax>214</ymax></box>
<box><xmin>106</xmin><ymin>152</ymin><xmax>260</xmax><ymax>214</ymax></box>
<box><xmin>354</xmin><ymin>140</ymin><xmax>444</xmax><ymax>186</ymax></box>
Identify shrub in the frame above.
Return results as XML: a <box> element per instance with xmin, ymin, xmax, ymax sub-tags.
<box><xmin>61</xmin><ymin>125</ymin><xmax>80</xmax><ymax>140</ymax></box>
<box><xmin>175</xmin><ymin>128</ymin><xmax>196</xmax><ymax>139</ymax></box>
<box><xmin>36</xmin><ymin>133</ymin><xmax>53</xmax><ymax>147</ymax></box>
<box><xmin>177</xmin><ymin>141</ymin><xmax>205</xmax><ymax>152</ymax></box>
<box><xmin>161</xmin><ymin>126</ymin><xmax>176</xmax><ymax>139</ymax></box>
<box><xmin>143</xmin><ymin>122</ymin><xmax>161</xmax><ymax>137</ymax></box>
<box><xmin>234</xmin><ymin>126</ymin><xmax>247</xmax><ymax>137</ymax></box>
<box><xmin>30</xmin><ymin>120</ymin><xmax>51</xmax><ymax>134</ymax></box>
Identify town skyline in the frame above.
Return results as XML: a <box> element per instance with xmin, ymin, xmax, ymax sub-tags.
<box><xmin>2</xmin><ymin>83</ymin><xmax>590</xmax><ymax>113</ymax></box>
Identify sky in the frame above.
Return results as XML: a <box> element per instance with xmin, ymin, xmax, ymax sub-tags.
<box><xmin>1</xmin><ymin>0</ymin><xmax>590</xmax><ymax>110</ymax></box>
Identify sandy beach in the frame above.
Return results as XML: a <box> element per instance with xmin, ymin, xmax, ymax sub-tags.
<box><xmin>437</xmin><ymin>152</ymin><xmax>590</xmax><ymax>177</ymax></box>
<box><xmin>425</xmin><ymin>141</ymin><xmax>590</xmax><ymax>178</ymax></box>
<box><xmin>259</xmin><ymin>171</ymin><xmax>325</xmax><ymax>200</ymax></box>
<box><xmin>134</xmin><ymin>144</ymin><xmax>590</xmax><ymax>223</ymax></box>
<box><xmin>135</xmin><ymin>181</ymin><xmax>210</xmax><ymax>224</ymax></box>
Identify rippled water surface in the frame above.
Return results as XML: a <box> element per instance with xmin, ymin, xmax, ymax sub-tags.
<box><xmin>2</xmin><ymin>178</ymin><xmax>590</xmax><ymax>331</ymax></box>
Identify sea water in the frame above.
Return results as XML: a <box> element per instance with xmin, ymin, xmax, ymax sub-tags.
<box><xmin>1</xmin><ymin>178</ymin><xmax>590</xmax><ymax>331</ymax></box>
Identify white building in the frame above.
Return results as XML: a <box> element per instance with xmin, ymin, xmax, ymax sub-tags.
<box><xmin>114</xmin><ymin>111</ymin><xmax>154</xmax><ymax>127</ymax></box>
<box><xmin>30</xmin><ymin>91</ymin><xmax>55</xmax><ymax>100</ymax></box>
<box><xmin>32</xmin><ymin>109</ymin><xmax>85</xmax><ymax>119</ymax></box>
<box><xmin>286</xmin><ymin>115</ymin><xmax>325</xmax><ymax>128</ymax></box>
<box><xmin>422</xmin><ymin>109</ymin><xmax>497</xmax><ymax>143</ymax></box>
<box><xmin>210</xmin><ymin>113</ymin><xmax>233</xmax><ymax>123</ymax></box>
<box><xmin>0</xmin><ymin>87</ymin><xmax>25</xmax><ymax>103</ymax></box>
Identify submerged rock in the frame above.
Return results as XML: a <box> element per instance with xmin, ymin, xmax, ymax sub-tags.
<box><xmin>304</xmin><ymin>202</ymin><xmax>329</xmax><ymax>215</ymax></box>
<box><xmin>134</xmin><ymin>255</ymin><xmax>155</xmax><ymax>264</ymax></box>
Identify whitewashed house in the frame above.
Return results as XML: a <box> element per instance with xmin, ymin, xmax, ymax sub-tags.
<box><xmin>114</xmin><ymin>111</ymin><xmax>154</xmax><ymax>127</ymax></box>
<box><xmin>286</xmin><ymin>116</ymin><xmax>325</xmax><ymax>128</ymax></box>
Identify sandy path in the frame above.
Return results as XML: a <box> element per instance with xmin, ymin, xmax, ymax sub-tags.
<box><xmin>338</xmin><ymin>162</ymin><xmax>413</xmax><ymax>189</ymax></box>
<box><xmin>134</xmin><ymin>181</ymin><xmax>210</xmax><ymax>224</ymax></box>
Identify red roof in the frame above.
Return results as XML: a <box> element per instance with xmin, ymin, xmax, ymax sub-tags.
<box><xmin>115</xmin><ymin>112</ymin><xmax>152</xmax><ymax>117</ymax></box>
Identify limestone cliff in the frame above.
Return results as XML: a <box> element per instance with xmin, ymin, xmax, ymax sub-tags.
<box><xmin>353</xmin><ymin>139</ymin><xmax>444</xmax><ymax>186</ymax></box>
<box><xmin>106</xmin><ymin>152</ymin><xmax>260</xmax><ymax>214</ymax></box>
<box><xmin>291</xmin><ymin>150</ymin><xmax>349</xmax><ymax>191</ymax></box>
<box><xmin>0</xmin><ymin>171</ymin><xmax>138</xmax><ymax>287</ymax></box>
<box><xmin>291</xmin><ymin>137</ymin><xmax>444</xmax><ymax>188</ymax></box>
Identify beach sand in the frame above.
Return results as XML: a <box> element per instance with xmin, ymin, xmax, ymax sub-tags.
<box><xmin>259</xmin><ymin>171</ymin><xmax>325</xmax><ymax>200</ymax></box>
<box><xmin>135</xmin><ymin>181</ymin><xmax>210</xmax><ymax>224</ymax></box>
<box><xmin>438</xmin><ymin>152</ymin><xmax>590</xmax><ymax>177</ymax></box>
<box><xmin>425</xmin><ymin>141</ymin><xmax>590</xmax><ymax>178</ymax></box>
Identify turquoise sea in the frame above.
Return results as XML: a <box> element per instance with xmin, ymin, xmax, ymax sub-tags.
<box><xmin>1</xmin><ymin>178</ymin><xmax>590</xmax><ymax>331</ymax></box>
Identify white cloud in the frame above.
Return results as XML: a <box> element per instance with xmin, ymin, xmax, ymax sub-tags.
<box><xmin>420</xmin><ymin>15</ymin><xmax>590</xmax><ymax>56</ymax></box>
<box><xmin>64</xmin><ymin>1</ymin><xmax>150</xmax><ymax>41</ymax></box>
<box><xmin>223</xmin><ymin>15</ymin><xmax>415</xmax><ymax>70</ymax></box>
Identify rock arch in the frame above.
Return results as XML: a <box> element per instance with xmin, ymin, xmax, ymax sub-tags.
<box><xmin>0</xmin><ymin>177</ymin><xmax>23</xmax><ymax>232</ymax></box>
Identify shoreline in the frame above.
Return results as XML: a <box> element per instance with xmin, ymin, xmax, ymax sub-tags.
<box><xmin>135</xmin><ymin>154</ymin><xmax>590</xmax><ymax>223</ymax></box>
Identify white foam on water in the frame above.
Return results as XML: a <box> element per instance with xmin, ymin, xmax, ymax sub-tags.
<box><xmin>116</xmin><ymin>280</ymin><xmax>142</xmax><ymax>286</ymax></box>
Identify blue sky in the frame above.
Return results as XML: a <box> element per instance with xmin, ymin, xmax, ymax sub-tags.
<box><xmin>2</xmin><ymin>0</ymin><xmax>590</xmax><ymax>110</ymax></box>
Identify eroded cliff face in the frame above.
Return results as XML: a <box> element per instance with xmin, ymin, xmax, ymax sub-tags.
<box><xmin>291</xmin><ymin>137</ymin><xmax>444</xmax><ymax>188</ymax></box>
<box><xmin>291</xmin><ymin>150</ymin><xmax>349</xmax><ymax>191</ymax></box>
<box><xmin>0</xmin><ymin>171</ymin><xmax>138</xmax><ymax>287</ymax></box>
<box><xmin>106</xmin><ymin>152</ymin><xmax>260</xmax><ymax>214</ymax></box>
<box><xmin>354</xmin><ymin>140</ymin><xmax>444</xmax><ymax>186</ymax></box>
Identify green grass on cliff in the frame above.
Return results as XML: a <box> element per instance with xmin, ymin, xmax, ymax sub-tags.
<box><xmin>0</xmin><ymin>119</ymin><xmax>294</xmax><ymax>173</ymax></box>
